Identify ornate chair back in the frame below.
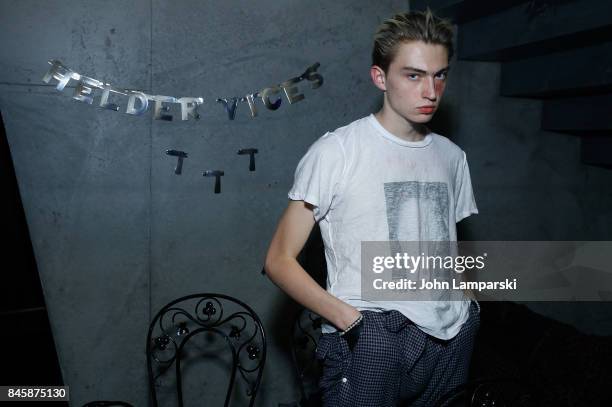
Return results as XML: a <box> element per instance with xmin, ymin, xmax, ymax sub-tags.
<box><xmin>146</xmin><ymin>294</ymin><xmax>266</xmax><ymax>407</ymax></box>
<box><xmin>291</xmin><ymin>307</ymin><xmax>323</xmax><ymax>406</ymax></box>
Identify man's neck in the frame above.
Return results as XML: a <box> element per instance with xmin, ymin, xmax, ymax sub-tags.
<box><xmin>374</xmin><ymin>109</ymin><xmax>429</xmax><ymax>142</ymax></box>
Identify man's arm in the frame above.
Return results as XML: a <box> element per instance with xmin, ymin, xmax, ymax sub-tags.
<box><xmin>264</xmin><ymin>200</ymin><xmax>361</xmax><ymax>331</ymax></box>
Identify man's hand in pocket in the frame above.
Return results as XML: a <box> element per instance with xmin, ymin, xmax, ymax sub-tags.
<box><xmin>342</xmin><ymin>316</ymin><xmax>364</xmax><ymax>352</ymax></box>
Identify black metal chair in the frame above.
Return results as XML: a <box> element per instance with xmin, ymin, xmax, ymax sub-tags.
<box><xmin>291</xmin><ymin>307</ymin><xmax>324</xmax><ymax>407</ymax></box>
<box><xmin>433</xmin><ymin>377</ymin><xmax>533</xmax><ymax>407</ymax></box>
<box><xmin>146</xmin><ymin>293</ymin><xmax>266</xmax><ymax>407</ymax></box>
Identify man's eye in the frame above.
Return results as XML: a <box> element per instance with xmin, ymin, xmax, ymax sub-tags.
<box><xmin>407</xmin><ymin>74</ymin><xmax>419</xmax><ymax>80</ymax></box>
<box><xmin>435</xmin><ymin>72</ymin><xmax>447</xmax><ymax>80</ymax></box>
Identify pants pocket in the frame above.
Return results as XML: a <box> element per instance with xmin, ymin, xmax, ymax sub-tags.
<box><xmin>316</xmin><ymin>333</ymin><xmax>350</xmax><ymax>405</ymax></box>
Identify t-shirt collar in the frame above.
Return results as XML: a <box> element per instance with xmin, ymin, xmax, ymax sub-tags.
<box><xmin>368</xmin><ymin>113</ymin><xmax>433</xmax><ymax>148</ymax></box>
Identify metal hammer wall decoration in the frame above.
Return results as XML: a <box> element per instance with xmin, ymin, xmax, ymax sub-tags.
<box><xmin>237</xmin><ymin>148</ymin><xmax>258</xmax><ymax>171</ymax></box>
<box><xmin>166</xmin><ymin>147</ymin><xmax>258</xmax><ymax>194</ymax></box>
<box><xmin>203</xmin><ymin>170</ymin><xmax>224</xmax><ymax>194</ymax></box>
<box><xmin>166</xmin><ymin>147</ymin><xmax>258</xmax><ymax>174</ymax></box>
<box><xmin>42</xmin><ymin>60</ymin><xmax>323</xmax><ymax>121</ymax></box>
<box><xmin>165</xmin><ymin>150</ymin><xmax>188</xmax><ymax>174</ymax></box>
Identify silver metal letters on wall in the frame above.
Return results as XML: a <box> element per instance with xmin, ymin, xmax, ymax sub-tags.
<box><xmin>42</xmin><ymin>59</ymin><xmax>324</xmax><ymax>121</ymax></box>
<box><xmin>42</xmin><ymin>59</ymin><xmax>317</xmax><ymax>192</ymax></box>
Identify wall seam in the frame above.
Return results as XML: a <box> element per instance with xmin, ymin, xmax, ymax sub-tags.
<box><xmin>148</xmin><ymin>0</ymin><xmax>153</xmax><ymax>334</ymax></box>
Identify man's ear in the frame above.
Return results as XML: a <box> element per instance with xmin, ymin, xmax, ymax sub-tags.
<box><xmin>370</xmin><ymin>65</ymin><xmax>387</xmax><ymax>92</ymax></box>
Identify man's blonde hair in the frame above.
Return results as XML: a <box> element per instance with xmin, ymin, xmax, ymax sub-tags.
<box><xmin>372</xmin><ymin>8</ymin><xmax>455</xmax><ymax>73</ymax></box>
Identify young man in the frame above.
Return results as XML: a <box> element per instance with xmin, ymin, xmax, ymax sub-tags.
<box><xmin>265</xmin><ymin>9</ymin><xmax>480</xmax><ymax>406</ymax></box>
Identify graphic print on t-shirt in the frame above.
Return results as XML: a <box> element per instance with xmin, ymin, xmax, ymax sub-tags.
<box><xmin>384</xmin><ymin>181</ymin><xmax>451</xmax><ymax>285</ymax></box>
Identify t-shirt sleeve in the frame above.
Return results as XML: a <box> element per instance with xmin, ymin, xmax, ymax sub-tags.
<box><xmin>288</xmin><ymin>132</ymin><xmax>346</xmax><ymax>222</ymax></box>
<box><xmin>455</xmin><ymin>151</ymin><xmax>479</xmax><ymax>223</ymax></box>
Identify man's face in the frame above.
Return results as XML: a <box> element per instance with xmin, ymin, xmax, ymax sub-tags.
<box><xmin>374</xmin><ymin>41</ymin><xmax>449</xmax><ymax>124</ymax></box>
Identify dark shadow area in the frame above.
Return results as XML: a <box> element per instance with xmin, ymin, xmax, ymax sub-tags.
<box><xmin>0</xmin><ymin>110</ymin><xmax>67</xmax><ymax>405</ymax></box>
<box><xmin>471</xmin><ymin>301</ymin><xmax>612</xmax><ymax>405</ymax></box>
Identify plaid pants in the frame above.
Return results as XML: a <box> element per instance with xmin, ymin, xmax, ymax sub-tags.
<box><xmin>315</xmin><ymin>300</ymin><xmax>480</xmax><ymax>407</ymax></box>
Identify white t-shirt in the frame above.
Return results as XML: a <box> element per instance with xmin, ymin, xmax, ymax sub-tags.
<box><xmin>288</xmin><ymin>113</ymin><xmax>479</xmax><ymax>340</ymax></box>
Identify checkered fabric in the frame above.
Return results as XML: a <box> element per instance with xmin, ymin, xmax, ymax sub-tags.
<box><xmin>315</xmin><ymin>300</ymin><xmax>480</xmax><ymax>406</ymax></box>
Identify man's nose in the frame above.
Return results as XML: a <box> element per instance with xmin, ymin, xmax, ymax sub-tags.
<box><xmin>422</xmin><ymin>76</ymin><xmax>437</xmax><ymax>101</ymax></box>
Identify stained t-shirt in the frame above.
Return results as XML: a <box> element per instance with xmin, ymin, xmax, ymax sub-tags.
<box><xmin>288</xmin><ymin>113</ymin><xmax>479</xmax><ymax>340</ymax></box>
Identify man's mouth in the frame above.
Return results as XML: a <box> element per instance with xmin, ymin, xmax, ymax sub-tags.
<box><xmin>417</xmin><ymin>106</ymin><xmax>435</xmax><ymax>114</ymax></box>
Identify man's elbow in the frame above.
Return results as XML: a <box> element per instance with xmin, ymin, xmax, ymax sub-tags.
<box><xmin>263</xmin><ymin>254</ymin><xmax>276</xmax><ymax>278</ymax></box>
<box><xmin>264</xmin><ymin>250</ymin><xmax>282</xmax><ymax>279</ymax></box>
<box><xmin>264</xmin><ymin>251</ymin><xmax>293</xmax><ymax>279</ymax></box>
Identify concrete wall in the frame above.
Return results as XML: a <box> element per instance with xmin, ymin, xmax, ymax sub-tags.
<box><xmin>0</xmin><ymin>1</ymin><xmax>408</xmax><ymax>405</ymax></box>
<box><xmin>433</xmin><ymin>57</ymin><xmax>612</xmax><ymax>336</ymax></box>
<box><xmin>1</xmin><ymin>0</ymin><xmax>611</xmax><ymax>405</ymax></box>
